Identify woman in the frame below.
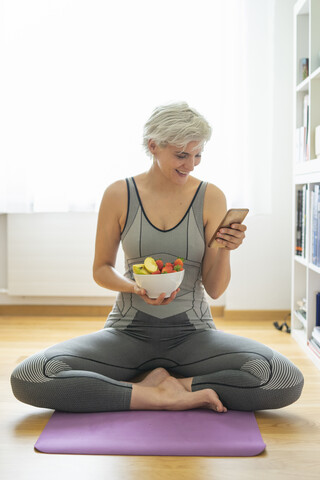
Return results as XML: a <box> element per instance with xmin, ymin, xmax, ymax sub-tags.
<box><xmin>11</xmin><ymin>102</ymin><xmax>304</xmax><ymax>413</ymax></box>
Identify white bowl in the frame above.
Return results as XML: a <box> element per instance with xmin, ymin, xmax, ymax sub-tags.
<box><xmin>133</xmin><ymin>269</ymin><xmax>184</xmax><ymax>299</ymax></box>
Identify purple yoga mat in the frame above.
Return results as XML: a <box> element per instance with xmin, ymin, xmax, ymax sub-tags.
<box><xmin>35</xmin><ymin>409</ymin><xmax>266</xmax><ymax>456</ymax></box>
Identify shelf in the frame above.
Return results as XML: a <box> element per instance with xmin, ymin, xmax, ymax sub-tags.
<box><xmin>310</xmin><ymin>65</ymin><xmax>320</xmax><ymax>80</ymax></box>
<box><xmin>295</xmin><ymin>0</ymin><xmax>309</xmax><ymax>15</ymax></box>
<box><xmin>293</xmin><ymin>162</ymin><xmax>320</xmax><ymax>183</ymax></box>
<box><xmin>306</xmin><ymin>342</ymin><xmax>320</xmax><ymax>369</ymax></box>
<box><xmin>294</xmin><ymin>255</ymin><xmax>307</xmax><ymax>266</ymax></box>
<box><xmin>294</xmin><ymin>158</ymin><xmax>320</xmax><ymax>175</ymax></box>
<box><xmin>294</xmin><ymin>257</ymin><xmax>320</xmax><ymax>272</ymax></box>
<box><xmin>292</xmin><ymin>329</ymin><xmax>320</xmax><ymax>369</ymax></box>
<box><xmin>292</xmin><ymin>0</ymin><xmax>320</xmax><ymax>371</ymax></box>
<box><xmin>296</xmin><ymin>77</ymin><xmax>309</xmax><ymax>91</ymax></box>
<box><xmin>295</xmin><ymin>67</ymin><xmax>320</xmax><ymax>91</ymax></box>
<box><xmin>294</xmin><ymin>309</ymin><xmax>307</xmax><ymax>328</ymax></box>
<box><xmin>309</xmin><ymin>263</ymin><xmax>320</xmax><ymax>274</ymax></box>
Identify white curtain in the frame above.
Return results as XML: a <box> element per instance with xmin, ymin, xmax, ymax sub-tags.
<box><xmin>0</xmin><ymin>0</ymin><xmax>274</xmax><ymax>214</ymax></box>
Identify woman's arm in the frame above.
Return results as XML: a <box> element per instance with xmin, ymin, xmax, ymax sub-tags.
<box><xmin>92</xmin><ymin>180</ymin><xmax>137</xmax><ymax>293</ymax></box>
<box><xmin>202</xmin><ymin>184</ymin><xmax>246</xmax><ymax>299</ymax></box>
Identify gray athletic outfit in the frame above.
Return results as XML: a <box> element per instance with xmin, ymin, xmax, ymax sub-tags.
<box><xmin>11</xmin><ymin>178</ymin><xmax>304</xmax><ymax>412</ymax></box>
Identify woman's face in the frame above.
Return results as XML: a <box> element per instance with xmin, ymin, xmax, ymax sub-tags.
<box><xmin>149</xmin><ymin>140</ymin><xmax>202</xmax><ymax>184</ymax></box>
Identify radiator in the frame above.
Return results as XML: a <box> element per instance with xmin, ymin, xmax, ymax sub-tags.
<box><xmin>7</xmin><ymin>213</ymin><xmax>125</xmax><ymax>296</ymax></box>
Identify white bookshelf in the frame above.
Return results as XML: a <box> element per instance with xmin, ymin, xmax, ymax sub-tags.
<box><xmin>292</xmin><ymin>0</ymin><xmax>320</xmax><ymax>370</ymax></box>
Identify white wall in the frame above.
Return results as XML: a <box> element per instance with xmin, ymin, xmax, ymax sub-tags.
<box><xmin>0</xmin><ymin>0</ymin><xmax>295</xmax><ymax>310</ymax></box>
<box><xmin>225</xmin><ymin>0</ymin><xmax>295</xmax><ymax>309</ymax></box>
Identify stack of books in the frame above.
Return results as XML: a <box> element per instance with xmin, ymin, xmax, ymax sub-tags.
<box><xmin>296</xmin><ymin>185</ymin><xmax>307</xmax><ymax>257</ymax></box>
<box><xmin>311</xmin><ymin>184</ymin><xmax>320</xmax><ymax>267</ymax></box>
<box><xmin>308</xmin><ymin>327</ymin><xmax>320</xmax><ymax>358</ymax></box>
<box><xmin>308</xmin><ymin>293</ymin><xmax>320</xmax><ymax>358</ymax></box>
<box><xmin>295</xmin><ymin>94</ymin><xmax>309</xmax><ymax>164</ymax></box>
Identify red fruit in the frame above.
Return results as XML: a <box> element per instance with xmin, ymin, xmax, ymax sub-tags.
<box><xmin>174</xmin><ymin>265</ymin><xmax>183</xmax><ymax>272</ymax></box>
<box><xmin>152</xmin><ymin>270</ymin><xmax>161</xmax><ymax>274</ymax></box>
<box><xmin>165</xmin><ymin>262</ymin><xmax>174</xmax><ymax>271</ymax></box>
<box><xmin>161</xmin><ymin>266</ymin><xmax>172</xmax><ymax>274</ymax></box>
<box><xmin>156</xmin><ymin>259</ymin><xmax>164</xmax><ymax>270</ymax></box>
<box><xmin>174</xmin><ymin>258</ymin><xmax>184</xmax><ymax>267</ymax></box>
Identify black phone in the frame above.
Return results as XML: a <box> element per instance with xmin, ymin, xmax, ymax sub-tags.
<box><xmin>208</xmin><ymin>208</ymin><xmax>249</xmax><ymax>248</ymax></box>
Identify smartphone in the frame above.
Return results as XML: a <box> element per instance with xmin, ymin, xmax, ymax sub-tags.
<box><xmin>208</xmin><ymin>208</ymin><xmax>249</xmax><ymax>248</ymax></box>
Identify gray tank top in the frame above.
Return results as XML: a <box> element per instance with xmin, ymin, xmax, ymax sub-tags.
<box><xmin>105</xmin><ymin>177</ymin><xmax>215</xmax><ymax>330</ymax></box>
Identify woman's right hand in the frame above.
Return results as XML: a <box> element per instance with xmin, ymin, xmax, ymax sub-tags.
<box><xmin>133</xmin><ymin>283</ymin><xmax>180</xmax><ymax>306</ymax></box>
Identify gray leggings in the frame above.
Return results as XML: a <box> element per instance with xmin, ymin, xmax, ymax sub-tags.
<box><xmin>10</xmin><ymin>316</ymin><xmax>304</xmax><ymax>412</ymax></box>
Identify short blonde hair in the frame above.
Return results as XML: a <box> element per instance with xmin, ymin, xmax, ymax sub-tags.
<box><xmin>142</xmin><ymin>102</ymin><xmax>212</xmax><ymax>157</ymax></box>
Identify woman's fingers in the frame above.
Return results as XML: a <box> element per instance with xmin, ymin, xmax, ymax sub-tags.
<box><xmin>159</xmin><ymin>288</ymin><xmax>180</xmax><ymax>305</ymax></box>
<box><xmin>135</xmin><ymin>287</ymin><xmax>180</xmax><ymax>305</ymax></box>
<box><xmin>133</xmin><ymin>284</ymin><xmax>146</xmax><ymax>296</ymax></box>
<box><xmin>216</xmin><ymin>223</ymin><xmax>247</xmax><ymax>250</ymax></box>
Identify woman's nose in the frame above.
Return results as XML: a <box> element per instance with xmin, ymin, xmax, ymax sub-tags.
<box><xmin>183</xmin><ymin>156</ymin><xmax>195</xmax><ymax>171</ymax></box>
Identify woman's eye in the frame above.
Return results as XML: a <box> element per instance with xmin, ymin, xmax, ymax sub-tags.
<box><xmin>176</xmin><ymin>154</ymin><xmax>202</xmax><ymax>159</ymax></box>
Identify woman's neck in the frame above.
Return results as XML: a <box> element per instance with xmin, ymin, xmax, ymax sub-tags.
<box><xmin>140</xmin><ymin>163</ymin><xmax>195</xmax><ymax>196</ymax></box>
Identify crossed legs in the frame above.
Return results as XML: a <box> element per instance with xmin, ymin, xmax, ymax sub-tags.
<box><xmin>129</xmin><ymin>368</ymin><xmax>227</xmax><ymax>412</ymax></box>
<box><xmin>11</xmin><ymin>327</ymin><xmax>304</xmax><ymax>413</ymax></box>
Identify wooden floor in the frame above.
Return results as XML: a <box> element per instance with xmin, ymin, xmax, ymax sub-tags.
<box><xmin>1</xmin><ymin>314</ymin><xmax>320</xmax><ymax>480</ymax></box>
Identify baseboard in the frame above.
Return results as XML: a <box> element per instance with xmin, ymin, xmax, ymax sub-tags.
<box><xmin>0</xmin><ymin>304</ymin><xmax>225</xmax><ymax>317</ymax></box>
<box><xmin>0</xmin><ymin>305</ymin><xmax>289</xmax><ymax>321</ymax></box>
<box><xmin>211</xmin><ymin>306</ymin><xmax>224</xmax><ymax>317</ymax></box>
<box><xmin>0</xmin><ymin>305</ymin><xmax>113</xmax><ymax>317</ymax></box>
<box><xmin>224</xmin><ymin>310</ymin><xmax>290</xmax><ymax>322</ymax></box>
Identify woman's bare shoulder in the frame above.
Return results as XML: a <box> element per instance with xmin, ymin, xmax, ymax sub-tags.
<box><xmin>204</xmin><ymin>182</ymin><xmax>226</xmax><ymax>205</ymax></box>
<box><xmin>203</xmin><ymin>182</ymin><xmax>227</xmax><ymax>226</ymax></box>
<box><xmin>101</xmin><ymin>179</ymin><xmax>127</xmax><ymax>202</ymax></box>
<box><xmin>99</xmin><ymin>179</ymin><xmax>128</xmax><ymax>219</ymax></box>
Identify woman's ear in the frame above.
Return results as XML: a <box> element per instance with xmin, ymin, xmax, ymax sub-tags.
<box><xmin>148</xmin><ymin>139</ymin><xmax>157</xmax><ymax>155</ymax></box>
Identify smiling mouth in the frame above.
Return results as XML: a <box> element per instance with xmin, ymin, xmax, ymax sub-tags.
<box><xmin>176</xmin><ymin>170</ymin><xmax>189</xmax><ymax>176</ymax></box>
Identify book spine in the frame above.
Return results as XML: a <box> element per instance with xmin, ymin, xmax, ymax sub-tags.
<box><xmin>308</xmin><ymin>340</ymin><xmax>320</xmax><ymax>359</ymax></box>
<box><xmin>311</xmin><ymin>335</ymin><xmax>320</xmax><ymax>349</ymax></box>
<box><xmin>302</xmin><ymin>185</ymin><xmax>307</xmax><ymax>258</ymax></box>
<box><xmin>312</xmin><ymin>329</ymin><xmax>320</xmax><ymax>343</ymax></box>
<box><xmin>306</xmin><ymin>105</ymin><xmax>309</xmax><ymax>161</ymax></box>
<box><xmin>318</xmin><ymin>187</ymin><xmax>320</xmax><ymax>267</ymax></box>
<box><xmin>312</xmin><ymin>185</ymin><xmax>319</xmax><ymax>265</ymax></box>
<box><xmin>296</xmin><ymin>189</ymin><xmax>303</xmax><ymax>255</ymax></box>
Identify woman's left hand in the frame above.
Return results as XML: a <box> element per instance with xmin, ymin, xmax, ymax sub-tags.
<box><xmin>215</xmin><ymin>223</ymin><xmax>247</xmax><ymax>250</ymax></box>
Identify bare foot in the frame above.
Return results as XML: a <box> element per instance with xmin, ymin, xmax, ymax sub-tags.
<box><xmin>130</xmin><ymin>376</ymin><xmax>227</xmax><ymax>413</ymax></box>
<box><xmin>134</xmin><ymin>367</ymin><xmax>171</xmax><ymax>387</ymax></box>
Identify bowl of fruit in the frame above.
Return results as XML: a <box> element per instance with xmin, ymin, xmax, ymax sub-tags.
<box><xmin>132</xmin><ymin>256</ymin><xmax>184</xmax><ymax>299</ymax></box>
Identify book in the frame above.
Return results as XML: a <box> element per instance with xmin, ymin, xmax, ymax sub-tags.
<box><xmin>296</xmin><ymin>185</ymin><xmax>308</xmax><ymax>257</ymax></box>
<box><xmin>311</xmin><ymin>338</ymin><xmax>320</xmax><ymax>350</ymax></box>
<box><xmin>299</xmin><ymin>58</ymin><xmax>309</xmax><ymax>82</ymax></box>
<box><xmin>318</xmin><ymin>192</ymin><xmax>320</xmax><ymax>267</ymax></box>
<box><xmin>308</xmin><ymin>339</ymin><xmax>320</xmax><ymax>359</ymax></box>
<box><xmin>313</xmin><ymin>326</ymin><xmax>320</xmax><ymax>342</ymax></box>
<box><xmin>306</xmin><ymin>105</ymin><xmax>309</xmax><ymax>161</ymax></box>
<box><xmin>302</xmin><ymin>184</ymin><xmax>307</xmax><ymax>257</ymax></box>
<box><xmin>311</xmin><ymin>185</ymin><xmax>319</xmax><ymax>266</ymax></box>
<box><xmin>296</xmin><ymin>189</ymin><xmax>303</xmax><ymax>255</ymax></box>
